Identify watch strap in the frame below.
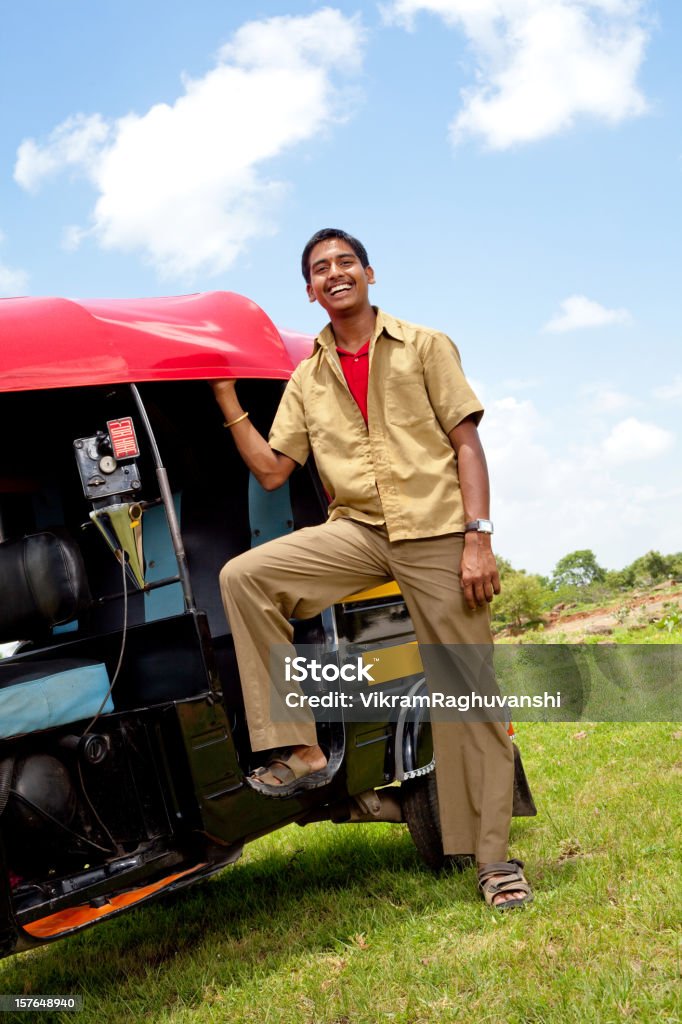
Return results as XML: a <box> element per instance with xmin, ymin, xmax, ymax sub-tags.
<box><xmin>464</xmin><ymin>519</ymin><xmax>494</xmax><ymax>534</ymax></box>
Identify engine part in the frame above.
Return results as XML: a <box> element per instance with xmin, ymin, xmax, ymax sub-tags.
<box><xmin>8</xmin><ymin>754</ymin><xmax>77</xmax><ymax>833</ymax></box>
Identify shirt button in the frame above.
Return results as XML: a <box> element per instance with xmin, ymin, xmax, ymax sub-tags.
<box><xmin>354</xmin><ymin>357</ymin><xmax>358</xmax><ymax>362</ymax></box>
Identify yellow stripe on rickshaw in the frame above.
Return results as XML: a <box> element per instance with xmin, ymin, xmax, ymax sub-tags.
<box><xmin>338</xmin><ymin>581</ymin><xmax>402</xmax><ymax>603</ymax></box>
<box><xmin>361</xmin><ymin>641</ymin><xmax>423</xmax><ymax>686</ymax></box>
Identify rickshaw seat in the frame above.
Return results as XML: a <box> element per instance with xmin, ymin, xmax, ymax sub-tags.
<box><xmin>0</xmin><ymin>530</ymin><xmax>91</xmax><ymax>643</ymax></box>
<box><xmin>0</xmin><ymin>532</ymin><xmax>113</xmax><ymax>739</ymax></box>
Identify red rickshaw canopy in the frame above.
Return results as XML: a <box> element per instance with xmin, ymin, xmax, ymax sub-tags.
<box><xmin>0</xmin><ymin>291</ymin><xmax>314</xmax><ymax>393</ymax></box>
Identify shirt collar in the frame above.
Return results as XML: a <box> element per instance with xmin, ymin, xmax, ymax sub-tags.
<box><xmin>313</xmin><ymin>308</ymin><xmax>405</xmax><ymax>354</ymax></box>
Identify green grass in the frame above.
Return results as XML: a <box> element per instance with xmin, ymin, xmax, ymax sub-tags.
<box><xmin>1</xmin><ymin>723</ymin><xmax>681</xmax><ymax>1023</ymax></box>
<box><xmin>583</xmin><ymin>623</ymin><xmax>682</xmax><ymax>645</ymax></box>
<box><xmin>497</xmin><ymin>622</ymin><xmax>682</xmax><ymax>646</ymax></box>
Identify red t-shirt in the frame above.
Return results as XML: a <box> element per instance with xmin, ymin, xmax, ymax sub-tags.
<box><xmin>336</xmin><ymin>340</ymin><xmax>370</xmax><ymax>424</ymax></box>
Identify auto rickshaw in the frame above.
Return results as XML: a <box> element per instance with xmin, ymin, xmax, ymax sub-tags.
<box><xmin>0</xmin><ymin>290</ymin><xmax>535</xmax><ymax>960</ymax></box>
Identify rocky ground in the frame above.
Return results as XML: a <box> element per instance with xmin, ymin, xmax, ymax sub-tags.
<box><xmin>541</xmin><ymin>580</ymin><xmax>682</xmax><ymax>637</ymax></box>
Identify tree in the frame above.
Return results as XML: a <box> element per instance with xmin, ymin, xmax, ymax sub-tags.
<box><xmin>551</xmin><ymin>549</ymin><xmax>605</xmax><ymax>589</ymax></box>
<box><xmin>623</xmin><ymin>550</ymin><xmax>675</xmax><ymax>587</ymax></box>
<box><xmin>494</xmin><ymin>555</ymin><xmax>515</xmax><ymax>580</ymax></box>
<box><xmin>604</xmin><ymin>566</ymin><xmax>635</xmax><ymax>590</ymax></box>
<box><xmin>494</xmin><ymin>572</ymin><xmax>547</xmax><ymax>631</ymax></box>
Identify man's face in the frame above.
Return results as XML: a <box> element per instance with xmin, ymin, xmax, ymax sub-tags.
<box><xmin>306</xmin><ymin>238</ymin><xmax>375</xmax><ymax>315</ymax></box>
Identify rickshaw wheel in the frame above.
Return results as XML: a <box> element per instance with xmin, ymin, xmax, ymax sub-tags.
<box><xmin>401</xmin><ymin>773</ymin><xmax>473</xmax><ymax>873</ymax></box>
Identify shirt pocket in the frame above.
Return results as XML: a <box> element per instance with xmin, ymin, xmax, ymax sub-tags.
<box><xmin>384</xmin><ymin>373</ymin><xmax>434</xmax><ymax>426</ymax></box>
<box><xmin>304</xmin><ymin>380</ymin><xmax>355</xmax><ymax>449</ymax></box>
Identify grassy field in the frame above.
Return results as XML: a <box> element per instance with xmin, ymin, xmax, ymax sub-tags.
<box><xmin>1</xmin><ymin>722</ymin><xmax>680</xmax><ymax>1024</ymax></box>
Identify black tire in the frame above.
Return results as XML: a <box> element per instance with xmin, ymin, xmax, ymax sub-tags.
<box><xmin>401</xmin><ymin>772</ymin><xmax>473</xmax><ymax>873</ymax></box>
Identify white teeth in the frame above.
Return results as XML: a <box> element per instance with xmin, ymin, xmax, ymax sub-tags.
<box><xmin>330</xmin><ymin>284</ymin><xmax>351</xmax><ymax>295</ymax></box>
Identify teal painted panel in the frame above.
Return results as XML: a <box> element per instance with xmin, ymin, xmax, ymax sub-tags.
<box><xmin>143</xmin><ymin>493</ymin><xmax>185</xmax><ymax>621</ymax></box>
<box><xmin>248</xmin><ymin>475</ymin><xmax>294</xmax><ymax>547</ymax></box>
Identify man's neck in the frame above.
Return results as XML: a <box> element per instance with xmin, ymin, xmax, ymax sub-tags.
<box><xmin>329</xmin><ymin>305</ymin><xmax>377</xmax><ymax>353</ymax></box>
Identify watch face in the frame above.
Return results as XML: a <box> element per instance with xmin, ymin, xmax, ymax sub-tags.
<box><xmin>478</xmin><ymin>519</ymin><xmax>494</xmax><ymax>533</ymax></box>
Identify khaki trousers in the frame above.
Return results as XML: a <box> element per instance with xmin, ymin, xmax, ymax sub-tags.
<box><xmin>219</xmin><ymin>517</ymin><xmax>513</xmax><ymax>862</ymax></box>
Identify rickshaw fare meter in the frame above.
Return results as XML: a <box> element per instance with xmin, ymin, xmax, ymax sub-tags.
<box><xmin>73</xmin><ymin>416</ymin><xmax>141</xmax><ymax>505</ymax></box>
<box><xmin>73</xmin><ymin>416</ymin><xmax>146</xmax><ymax>589</ymax></box>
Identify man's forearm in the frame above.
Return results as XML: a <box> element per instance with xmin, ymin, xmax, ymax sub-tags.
<box><xmin>456</xmin><ymin>434</ymin><xmax>495</xmax><ymax>563</ymax></box>
<box><xmin>455</xmin><ymin>438</ymin><xmax>491</xmax><ymax>523</ymax></box>
<box><xmin>448</xmin><ymin>416</ymin><xmax>500</xmax><ymax>607</ymax></box>
<box><xmin>211</xmin><ymin>381</ymin><xmax>295</xmax><ymax>490</ymax></box>
<box><xmin>448</xmin><ymin>417</ymin><xmax>491</xmax><ymax>522</ymax></box>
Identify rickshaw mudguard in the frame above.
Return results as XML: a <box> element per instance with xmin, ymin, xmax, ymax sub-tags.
<box><xmin>5</xmin><ymin>848</ymin><xmax>247</xmax><ymax>954</ymax></box>
<box><xmin>511</xmin><ymin>742</ymin><xmax>537</xmax><ymax>816</ymax></box>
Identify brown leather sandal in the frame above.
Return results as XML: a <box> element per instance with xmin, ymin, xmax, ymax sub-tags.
<box><xmin>245</xmin><ymin>749</ymin><xmax>333</xmax><ymax>799</ymax></box>
<box><xmin>477</xmin><ymin>859</ymin><xmax>534</xmax><ymax>911</ymax></box>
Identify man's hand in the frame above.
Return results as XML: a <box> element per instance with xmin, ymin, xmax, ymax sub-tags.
<box><xmin>460</xmin><ymin>533</ymin><xmax>501</xmax><ymax>610</ymax></box>
<box><xmin>210</xmin><ymin>379</ymin><xmax>241</xmax><ymax>422</ymax></box>
<box><xmin>210</xmin><ymin>379</ymin><xmax>237</xmax><ymax>398</ymax></box>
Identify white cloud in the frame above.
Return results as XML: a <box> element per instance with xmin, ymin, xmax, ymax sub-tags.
<box><xmin>0</xmin><ymin>230</ymin><xmax>29</xmax><ymax>295</ymax></box>
<box><xmin>501</xmin><ymin>377</ymin><xmax>539</xmax><ymax>392</ymax></box>
<box><xmin>653</xmin><ymin>375</ymin><xmax>682</xmax><ymax>401</ymax></box>
<box><xmin>591</xmin><ymin>389</ymin><xmax>631</xmax><ymax>412</ymax></box>
<box><xmin>479</xmin><ymin>396</ymin><xmax>679</xmax><ymax>574</ymax></box>
<box><xmin>13</xmin><ymin>9</ymin><xmax>365</xmax><ymax>280</ymax></box>
<box><xmin>542</xmin><ymin>294</ymin><xmax>632</xmax><ymax>332</ymax></box>
<box><xmin>601</xmin><ymin>416</ymin><xmax>675</xmax><ymax>464</ymax></box>
<box><xmin>483</xmin><ymin>395</ymin><xmax>567</xmax><ymax>504</ymax></box>
<box><xmin>61</xmin><ymin>224</ymin><xmax>93</xmax><ymax>252</ymax></box>
<box><xmin>383</xmin><ymin>0</ymin><xmax>649</xmax><ymax>148</ymax></box>
<box><xmin>0</xmin><ymin>263</ymin><xmax>29</xmax><ymax>296</ymax></box>
<box><xmin>581</xmin><ymin>383</ymin><xmax>635</xmax><ymax>413</ymax></box>
<box><xmin>14</xmin><ymin>114</ymin><xmax>110</xmax><ymax>193</ymax></box>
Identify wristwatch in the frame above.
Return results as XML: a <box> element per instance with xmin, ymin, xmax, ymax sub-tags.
<box><xmin>464</xmin><ymin>519</ymin><xmax>494</xmax><ymax>535</ymax></box>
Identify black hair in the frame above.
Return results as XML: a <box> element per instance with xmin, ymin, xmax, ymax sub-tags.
<box><xmin>300</xmin><ymin>228</ymin><xmax>370</xmax><ymax>283</ymax></box>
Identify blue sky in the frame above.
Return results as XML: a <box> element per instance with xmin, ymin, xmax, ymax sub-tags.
<box><xmin>1</xmin><ymin>0</ymin><xmax>680</xmax><ymax>575</ymax></box>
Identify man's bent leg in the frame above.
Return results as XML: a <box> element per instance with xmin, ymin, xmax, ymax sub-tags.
<box><xmin>388</xmin><ymin>534</ymin><xmax>514</xmax><ymax>865</ymax></box>
<box><xmin>219</xmin><ymin>519</ymin><xmax>390</xmax><ymax>752</ymax></box>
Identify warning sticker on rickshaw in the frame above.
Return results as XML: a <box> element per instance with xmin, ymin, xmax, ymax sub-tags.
<box><xmin>107</xmin><ymin>418</ymin><xmax>139</xmax><ymax>459</ymax></box>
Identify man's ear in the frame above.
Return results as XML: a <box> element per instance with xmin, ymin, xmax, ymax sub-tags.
<box><xmin>306</xmin><ymin>282</ymin><xmax>316</xmax><ymax>304</ymax></box>
<box><xmin>366</xmin><ymin>265</ymin><xmax>376</xmax><ymax>285</ymax></box>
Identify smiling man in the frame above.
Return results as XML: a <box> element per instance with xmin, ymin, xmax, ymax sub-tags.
<box><xmin>211</xmin><ymin>228</ymin><xmax>532</xmax><ymax>910</ymax></box>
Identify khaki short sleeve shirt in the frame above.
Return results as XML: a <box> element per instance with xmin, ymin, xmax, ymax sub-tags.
<box><xmin>268</xmin><ymin>309</ymin><xmax>483</xmax><ymax>541</ymax></box>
